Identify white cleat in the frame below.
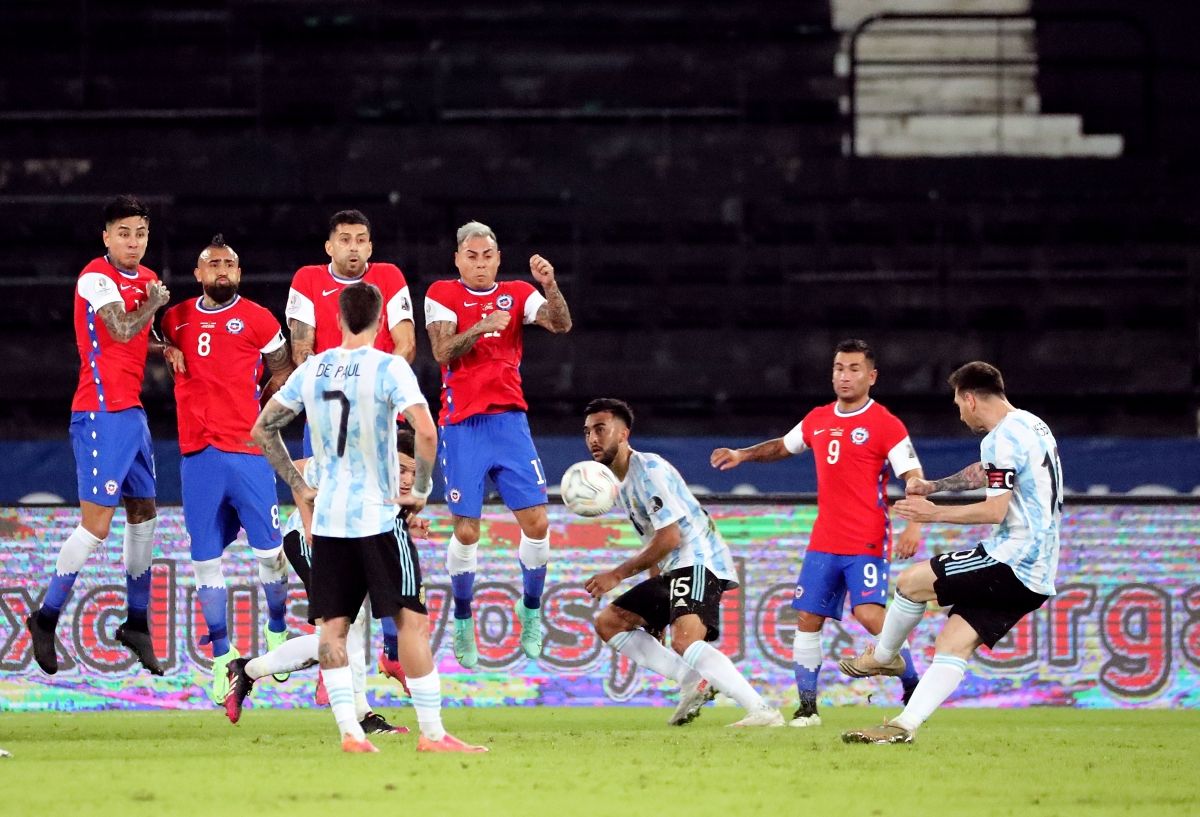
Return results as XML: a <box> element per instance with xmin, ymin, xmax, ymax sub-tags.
<box><xmin>789</xmin><ymin>713</ymin><xmax>823</xmax><ymax>728</ymax></box>
<box><xmin>727</xmin><ymin>707</ymin><xmax>785</xmax><ymax>728</ymax></box>
<box><xmin>668</xmin><ymin>678</ymin><xmax>718</xmax><ymax>726</ymax></box>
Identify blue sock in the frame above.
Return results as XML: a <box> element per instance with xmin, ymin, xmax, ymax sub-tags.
<box><xmin>900</xmin><ymin>647</ymin><xmax>920</xmax><ymax>690</ymax></box>
<box><xmin>380</xmin><ymin>615</ymin><xmax>399</xmax><ymax>660</ymax></box>
<box><xmin>520</xmin><ymin>561</ymin><xmax>546</xmax><ymax>610</ymax></box>
<box><xmin>197</xmin><ymin>585</ymin><xmax>230</xmax><ymax>657</ymax></box>
<box><xmin>450</xmin><ymin>571</ymin><xmax>475</xmax><ymax>620</ymax></box>
<box><xmin>261</xmin><ymin>579</ymin><xmax>288</xmax><ymax>634</ymax></box>
<box><xmin>39</xmin><ymin>572</ymin><xmax>79</xmax><ymax>628</ymax></box>
<box><xmin>793</xmin><ymin>664</ymin><xmax>819</xmax><ymax>711</ymax></box>
<box><xmin>125</xmin><ymin>569</ymin><xmax>151</xmax><ymax>631</ymax></box>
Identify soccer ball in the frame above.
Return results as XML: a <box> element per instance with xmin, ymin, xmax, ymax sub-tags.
<box><xmin>560</xmin><ymin>460</ymin><xmax>620</xmax><ymax>517</ymax></box>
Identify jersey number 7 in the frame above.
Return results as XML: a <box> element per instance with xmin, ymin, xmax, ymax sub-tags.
<box><xmin>322</xmin><ymin>390</ymin><xmax>350</xmax><ymax>456</ymax></box>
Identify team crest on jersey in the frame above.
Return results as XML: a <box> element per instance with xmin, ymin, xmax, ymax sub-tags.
<box><xmin>449</xmin><ymin>488</ymin><xmax>461</xmax><ymax>502</ymax></box>
<box><xmin>851</xmin><ymin>427</ymin><xmax>869</xmax><ymax>445</ymax></box>
<box><xmin>650</xmin><ymin>496</ymin><xmax>664</xmax><ymax>513</ymax></box>
<box><xmin>104</xmin><ymin>480</ymin><xmax>118</xmax><ymax>496</ymax></box>
<box><xmin>225</xmin><ymin>318</ymin><xmax>245</xmax><ymax>334</ymax></box>
<box><xmin>496</xmin><ymin>294</ymin><xmax>513</xmax><ymax>310</ymax></box>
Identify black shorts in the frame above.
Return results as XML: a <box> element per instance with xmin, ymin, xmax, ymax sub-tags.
<box><xmin>309</xmin><ymin>524</ymin><xmax>427</xmax><ymax>623</ymax></box>
<box><xmin>931</xmin><ymin>543</ymin><xmax>1049</xmax><ymax>649</ymax></box>
<box><xmin>612</xmin><ymin>566</ymin><xmax>733</xmax><ymax>642</ymax></box>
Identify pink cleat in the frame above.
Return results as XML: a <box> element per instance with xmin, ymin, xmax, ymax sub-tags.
<box><xmin>416</xmin><ymin>733</ymin><xmax>489</xmax><ymax>753</ymax></box>
<box><xmin>315</xmin><ymin>669</ymin><xmax>329</xmax><ymax>707</ymax></box>
<box><xmin>378</xmin><ymin>650</ymin><xmax>410</xmax><ymax>696</ymax></box>
<box><xmin>341</xmin><ymin>734</ymin><xmax>379</xmax><ymax>753</ymax></box>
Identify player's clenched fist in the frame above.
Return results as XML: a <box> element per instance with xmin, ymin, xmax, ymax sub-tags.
<box><xmin>529</xmin><ymin>254</ymin><xmax>555</xmax><ymax>285</ymax></box>
<box><xmin>146</xmin><ymin>281</ymin><xmax>171</xmax><ymax>309</ymax></box>
<box><xmin>476</xmin><ymin>309</ymin><xmax>511</xmax><ymax>334</ymax></box>
<box><xmin>710</xmin><ymin>447</ymin><xmax>743</xmax><ymax>471</ymax></box>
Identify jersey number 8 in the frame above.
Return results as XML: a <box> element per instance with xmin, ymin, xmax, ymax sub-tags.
<box><xmin>197</xmin><ymin>332</ymin><xmax>211</xmax><ymax>357</ymax></box>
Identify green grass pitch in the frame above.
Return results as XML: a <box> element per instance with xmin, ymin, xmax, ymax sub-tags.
<box><xmin>2</xmin><ymin>707</ymin><xmax>1197</xmax><ymax>817</ymax></box>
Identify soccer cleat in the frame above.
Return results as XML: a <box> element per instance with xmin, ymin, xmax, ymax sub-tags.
<box><xmin>359</xmin><ymin>711</ymin><xmax>410</xmax><ymax>735</ymax></box>
<box><xmin>842</xmin><ymin>721</ymin><xmax>914</xmax><ymax>745</ymax></box>
<box><xmin>25</xmin><ymin>614</ymin><xmax>58</xmax><ymax>675</ymax></box>
<box><xmin>314</xmin><ymin>669</ymin><xmax>329</xmax><ymax>706</ymax></box>
<box><xmin>668</xmin><ymin>678</ymin><xmax>718</xmax><ymax>726</ymax></box>
<box><xmin>727</xmin><ymin>707</ymin><xmax>786</xmax><ymax>728</ymax></box>
<box><xmin>224</xmin><ymin>657</ymin><xmax>255</xmax><ymax>724</ymax></box>
<box><xmin>264</xmin><ymin>627</ymin><xmax>290</xmax><ymax>682</ymax></box>
<box><xmin>453</xmin><ymin>617</ymin><xmax>479</xmax><ymax>669</ymax></box>
<box><xmin>0</xmin><ymin>748</ymin><xmax>10</xmax><ymax>758</ymax></box>
<box><xmin>516</xmin><ymin>600</ymin><xmax>543</xmax><ymax>660</ymax></box>
<box><xmin>210</xmin><ymin>647</ymin><xmax>241</xmax><ymax>705</ymax></box>
<box><xmin>838</xmin><ymin>645</ymin><xmax>907</xmax><ymax>679</ymax></box>
<box><xmin>378</xmin><ymin>650</ymin><xmax>410</xmax><ymax>695</ymax></box>
<box><xmin>115</xmin><ymin>622</ymin><xmax>165</xmax><ymax>676</ymax></box>
<box><xmin>416</xmin><ymin>733</ymin><xmax>489</xmax><ymax>753</ymax></box>
<box><xmin>789</xmin><ymin>700</ymin><xmax>822</xmax><ymax>728</ymax></box>
<box><xmin>341</xmin><ymin>734</ymin><xmax>379</xmax><ymax>753</ymax></box>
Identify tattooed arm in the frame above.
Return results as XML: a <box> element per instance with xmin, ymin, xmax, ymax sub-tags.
<box><xmin>426</xmin><ymin>315</ymin><xmax>507</xmax><ymax>366</ymax></box>
<box><xmin>251</xmin><ymin>399</ymin><xmax>313</xmax><ymax>502</ymax></box>
<box><xmin>96</xmin><ymin>281</ymin><xmax>170</xmax><ymax>343</ymax></box>
<box><xmin>259</xmin><ymin>344</ymin><xmax>295</xmax><ymax>406</ymax></box>
<box><xmin>529</xmin><ymin>254</ymin><xmax>572</xmax><ymax>333</ymax></box>
<box><xmin>288</xmin><ymin>319</ymin><xmax>315</xmax><ymax>367</ymax></box>
<box><xmin>906</xmin><ymin>462</ymin><xmax>987</xmax><ymax>496</ymax></box>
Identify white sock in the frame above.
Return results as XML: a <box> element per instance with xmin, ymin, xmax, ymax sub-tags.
<box><xmin>875</xmin><ymin>593</ymin><xmax>927</xmax><ymax>664</ymax></box>
<box><xmin>407</xmin><ymin>669</ymin><xmax>446</xmax><ymax>741</ymax></box>
<box><xmin>122</xmin><ymin>518</ymin><xmax>156</xmax><ymax>578</ymax></box>
<box><xmin>445</xmin><ymin>535</ymin><xmax>477</xmax><ymax>576</ymax></box>
<box><xmin>347</xmin><ymin>607</ymin><xmax>370</xmax><ymax>718</ymax></box>
<box><xmin>254</xmin><ymin>547</ymin><xmax>287</xmax><ymax>584</ymax></box>
<box><xmin>246</xmin><ymin>633</ymin><xmax>318</xmax><ymax>680</ymax></box>
<box><xmin>323</xmin><ymin>665</ymin><xmax>364</xmax><ymax>740</ymax></box>
<box><xmin>892</xmin><ymin>654</ymin><xmax>967</xmax><ymax>731</ymax></box>
<box><xmin>792</xmin><ymin>630</ymin><xmax>822</xmax><ymax>672</ymax></box>
<box><xmin>608</xmin><ymin>630</ymin><xmax>700</xmax><ymax>685</ymax></box>
<box><xmin>682</xmin><ymin>641</ymin><xmax>766</xmax><ymax>713</ymax></box>
<box><xmin>56</xmin><ymin>525</ymin><xmax>103</xmax><ymax>574</ymax></box>
<box><xmin>517</xmin><ymin>532</ymin><xmax>550</xmax><ymax>568</ymax></box>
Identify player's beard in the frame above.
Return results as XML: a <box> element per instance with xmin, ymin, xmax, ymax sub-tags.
<box><xmin>203</xmin><ymin>279</ymin><xmax>238</xmax><ymax>305</ymax></box>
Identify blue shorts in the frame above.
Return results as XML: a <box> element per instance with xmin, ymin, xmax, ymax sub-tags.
<box><xmin>792</xmin><ymin>550</ymin><xmax>889</xmax><ymax>620</ymax></box>
<box><xmin>70</xmin><ymin>408</ymin><xmax>156</xmax><ymax>506</ymax></box>
<box><xmin>181</xmin><ymin>446</ymin><xmax>282</xmax><ymax>561</ymax></box>
<box><xmin>440</xmin><ymin>411</ymin><xmax>548</xmax><ymax>518</ymax></box>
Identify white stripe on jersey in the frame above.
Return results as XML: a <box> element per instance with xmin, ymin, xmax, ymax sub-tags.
<box><xmin>618</xmin><ymin>451</ymin><xmax>738</xmax><ymax>585</ymax></box>
<box><xmin>385</xmin><ymin>286</ymin><xmax>413</xmax><ymax>329</ymax></box>
<box><xmin>886</xmin><ymin>436</ymin><xmax>921</xmax><ymax>476</ymax></box>
<box><xmin>285</xmin><ymin>288</ymin><xmax>316</xmax><ymax>326</ymax></box>
<box><xmin>980</xmin><ymin>409</ymin><xmax>1063</xmax><ymax>595</ymax></box>
<box><xmin>274</xmin><ymin>346</ymin><xmax>427</xmax><ymax>538</ymax></box>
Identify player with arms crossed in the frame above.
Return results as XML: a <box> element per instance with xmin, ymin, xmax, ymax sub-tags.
<box><xmin>26</xmin><ymin>195</ymin><xmax>172</xmax><ymax>675</ymax></box>
<box><xmin>584</xmin><ymin>398</ymin><xmax>784</xmax><ymax>728</ymax></box>
<box><xmin>424</xmin><ymin>221</ymin><xmax>572</xmax><ymax>667</ymax></box>
<box><xmin>253</xmin><ymin>283</ymin><xmax>485</xmax><ymax>754</ymax></box>
<box><xmin>711</xmin><ymin>339</ymin><xmax>924</xmax><ymax>727</ymax></box>
<box><xmin>839</xmin><ymin>361</ymin><xmax>1063</xmax><ymax>744</ymax></box>
<box><xmin>285</xmin><ymin>208</ymin><xmax>415</xmax><ymax>683</ymax></box>
<box><xmin>161</xmin><ymin>235</ymin><xmax>295</xmax><ymax>703</ymax></box>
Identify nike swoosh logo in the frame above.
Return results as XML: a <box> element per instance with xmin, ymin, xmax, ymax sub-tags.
<box><xmin>322</xmin><ymin>288</ymin><xmax>339</xmax><ymax>296</ymax></box>
<box><xmin>463</xmin><ymin>302</ymin><xmax>477</xmax><ymax>307</ymax></box>
<box><xmin>174</xmin><ymin>323</ymin><xmax>189</xmax><ymax>331</ymax></box>
<box><xmin>814</xmin><ymin>429</ymin><xmax>826</xmax><ymax>435</ymax></box>
<box><xmin>119</xmin><ymin>284</ymin><xmax>136</xmax><ymax>291</ymax></box>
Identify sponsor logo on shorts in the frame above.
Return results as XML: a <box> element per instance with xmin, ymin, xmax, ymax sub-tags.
<box><xmin>104</xmin><ymin>480</ymin><xmax>118</xmax><ymax>496</ymax></box>
<box><xmin>226</xmin><ymin>318</ymin><xmax>245</xmax><ymax>334</ymax></box>
<box><xmin>851</xmin><ymin>427</ymin><xmax>869</xmax><ymax>445</ymax></box>
<box><xmin>449</xmin><ymin>488</ymin><xmax>461</xmax><ymax>502</ymax></box>
<box><xmin>794</xmin><ymin>586</ymin><xmax>804</xmax><ymax>599</ymax></box>
<box><xmin>418</xmin><ymin>587</ymin><xmax>426</xmax><ymax>604</ymax></box>
<box><xmin>496</xmin><ymin>294</ymin><xmax>513</xmax><ymax>310</ymax></box>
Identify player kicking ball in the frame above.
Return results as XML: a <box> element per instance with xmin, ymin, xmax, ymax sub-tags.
<box><xmin>583</xmin><ymin>398</ymin><xmax>784</xmax><ymax>728</ymax></box>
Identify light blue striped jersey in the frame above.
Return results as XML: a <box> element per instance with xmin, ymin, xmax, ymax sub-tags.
<box><xmin>980</xmin><ymin>409</ymin><xmax>1063</xmax><ymax>595</ymax></box>
<box><xmin>274</xmin><ymin>346</ymin><xmax>427</xmax><ymax>538</ymax></box>
<box><xmin>617</xmin><ymin>450</ymin><xmax>737</xmax><ymax>585</ymax></box>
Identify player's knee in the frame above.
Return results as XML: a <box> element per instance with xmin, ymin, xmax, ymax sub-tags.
<box><xmin>123</xmin><ymin>498</ymin><xmax>157</xmax><ymax>525</ymax></box>
<box><xmin>453</xmin><ymin>519</ymin><xmax>481</xmax><ymax>546</ymax></box>
<box><xmin>518</xmin><ymin>509</ymin><xmax>549</xmax><ymax>540</ymax></box>
<box><xmin>593</xmin><ymin>607</ymin><xmax>627</xmax><ymax>641</ymax></box>
<box><xmin>897</xmin><ymin>565</ymin><xmax>930</xmax><ymax>600</ymax></box>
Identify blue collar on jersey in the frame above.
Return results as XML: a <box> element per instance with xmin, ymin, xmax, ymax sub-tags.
<box><xmin>195</xmin><ymin>294</ymin><xmax>241</xmax><ymax>313</ymax></box>
<box><xmin>326</xmin><ymin>262</ymin><xmax>371</xmax><ymax>283</ymax></box>
<box><xmin>833</xmin><ymin>398</ymin><xmax>875</xmax><ymax>418</ymax></box>
<box><xmin>104</xmin><ymin>255</ymin><xmax>140</xmax><ymax>279</ymax></box>
<box><xmin>455</xmin><ymin>279</ymin><xmax>499</xmax><ymax>296</ymax></box>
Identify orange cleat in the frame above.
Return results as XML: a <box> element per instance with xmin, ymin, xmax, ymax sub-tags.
<box><xmin>341</xmin><ymin>734</ymin><xmax>379</xmax><ymax>753</ymax></box>
<box><xmin>314</xmin><ymin>669</ymin><xmax>329</xmax><ymax>706</ymax></box>
<box><xmin>416</xmin><ymin>732</ymin><xmax>489</xmax><ymax>753</ymax></box>
<box><xmin>378</xmin><ymin>650</ymin><xmax>410</xmax><ymax>696</ymax></box>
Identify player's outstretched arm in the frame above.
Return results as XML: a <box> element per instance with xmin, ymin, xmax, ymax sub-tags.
<box><xmin>585</xmin><ymin>524</ymin><xmax>681</xmax><ymax>598</ymax></box>
<box><xmin>529</xmin><ymin>255</ymin><xmax>572</xmax><ymax>334</ymax></box>
<box><xmin>96</xmin><ymin>281</ymin><xmax>170</xmax><ymax>343</ymax></box>
<box><xmin>252</xmin><ymin>399</ymin><xmax>314</xmax><ymax>504</ymax></box>
<box><xmin>895</xmin><ymin>491</ymin><xmax>1009</xmax><ymax>526</ymax></box>
<box><xmin>710</xmin><ymin>437</ymin><xmax>796</xmax><ymax>471</ymax></box>
<box><xmin>906</xmin><ymin>462</ymin><xmax>987</xmax><ymax>496</ymax></box>
<box><xmin>259</xmin><ymin>344</ymin><xmax>295</xmax><ymax>406</ymax></box>
<box><xmin>426</xmin><ymin>317</ymin><xmax>505</xmax><ymax>365</ymax></box>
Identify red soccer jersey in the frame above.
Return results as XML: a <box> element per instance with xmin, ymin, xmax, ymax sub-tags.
<box><xmin>422</xmin><ymin>279</ymin><xmax>547</xmax><ymax>425</ymax></box>
<box><xmin>162</xmin><ymin>295</ymin><xmax>286</xmax><ymax>455</ymax></box>
<box><xmin>72</xmin><ymin>256</ymin><xmax>160</xmax><ymax>412</ymax></box>
<box><xmin>284</xmin><ymin>262</ymin><xmax>413</xmax><ymax>354</ymax></box>
<box><xmin>786</xmin><ymin>399</ymin><xmax>921</xmax><ymax>557</ymax></box>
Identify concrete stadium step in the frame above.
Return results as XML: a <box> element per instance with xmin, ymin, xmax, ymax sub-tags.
<box><xmin>847</xmin><ymin>93</ymin><xmax>1041</xmax><ymax>115</ymax></box>
<box><xmin>854</xmin><ymin>132</ymin><xmax>1124</xmax><ymax>157</ymax></box>
<box><xmin>834</xmin><ymin>0</ymin><xmax>1032</xmax><ymax>31</ymax></box>
<box><xmin>855</xmin><ymin>114</ymin><xmax>1086</xmax><ymax>139</ymax></box>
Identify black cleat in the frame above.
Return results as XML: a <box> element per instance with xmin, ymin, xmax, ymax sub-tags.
<box><xmin>25</xmin><ymin>614</ymin><xmax>58</xmax><ymax>675</ymax></box>
<box><xmin>359</xmin><ymin>711</ymin><xmax>410</xmax><ymax>735</ymax></box>
<box><xmin>789</xmin><ymin>693</ymin><xmax>821</xmax><ymax>728</ymax></box>
<box><xmin>224</xmin><ymin>658</ymin><xmax>254</xmax><ymax>724</ymax></box>
<box><xmin>115</xmin><ymin>622</ymin><xmax>164</xmax><ymax>676</ymax></box>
